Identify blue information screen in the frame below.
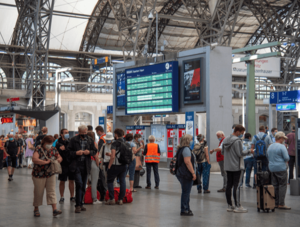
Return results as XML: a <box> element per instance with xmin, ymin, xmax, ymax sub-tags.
<box><xmin>116</xmin><ymin>72</ymin><xmax>125</xmax><ymax>107</ymax></box>
<box><xmin>276</xmin><ymin>103</ymin><xmax>297</xmax><ymax>111</ymax></box>
<box><xmin>125</xmin><ymin>61</ymin><xmax>179</xmax><ymax>115</ymax></box>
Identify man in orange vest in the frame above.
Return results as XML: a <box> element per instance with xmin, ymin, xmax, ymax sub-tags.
<box><xmin>144</xmin><ymin>135</ymin><xmax>161</xmax><ymax>189</ymax></box>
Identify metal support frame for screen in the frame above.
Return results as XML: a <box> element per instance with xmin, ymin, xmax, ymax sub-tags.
<box><xmin>181</xmin><ymin>57</ymin><xmax>204</xmax><ymax>104</ymax></box>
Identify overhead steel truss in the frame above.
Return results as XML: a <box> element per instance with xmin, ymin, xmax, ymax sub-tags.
<box><xmin>13</xmin><ymin>0</ymin><xmax>55</xmax><ymax>109</ymax></box>
<box><xmin>245</xmin><ymin>0</ymin><xmax>300</xmax><ymax>84</ymax></box>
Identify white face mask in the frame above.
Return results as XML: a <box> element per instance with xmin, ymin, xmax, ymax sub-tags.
<box><xmin>45</xmin><ymin>144</ymin><xmax>52</xmax><ymax>150</ymax></box>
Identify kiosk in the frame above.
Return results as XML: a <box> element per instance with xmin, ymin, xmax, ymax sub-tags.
<box><xmin>167</xmin><ymin>124</ymin><xmax>178</xmax><ymax>160</ymax></box>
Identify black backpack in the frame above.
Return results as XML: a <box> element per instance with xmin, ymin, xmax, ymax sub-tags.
<box><xmin>116</xmin><ymin>141</ymin><xmax>133</xmax><ymax>165</ymax></box>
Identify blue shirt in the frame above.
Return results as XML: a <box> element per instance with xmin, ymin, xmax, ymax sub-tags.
<box><xmin>267</xmin><ymin>143</ymin><xmax>290</xmax><ymax>172</ymax></box>
<box><xmin>242</xmin><ymin>139</ymin><xmax>253</xmax><ymax>159</ymax></box>
<box><xmin>251</xmin><ymin>132</ymin><xmax>273</xmax><ymax>148</ymax></box>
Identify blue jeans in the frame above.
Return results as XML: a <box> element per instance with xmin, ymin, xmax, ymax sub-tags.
<box><xmin>74</xmin><ymin>166</ymin><xmax>88</xmax><ymax>207</ymax></box>
<box><xmin>197</xmin><ymin>162</ymin><xmax>211</xmax><ymax>191</ymax></box>
<box><xmin>107</xmin><ymin>165</ymin><xmax>127</xmax><ymax>200</ymax></box>
<box><xmin>176</xmin><ymin>176</ymin><xmax>193</xmax><ymax>213</ymax></box>
<box><xmin>126</xmin><ymin>159</ymin><xmax>136</xmax><ymax>181</ymax></box>
<box><xmin>244</xmin><ymin>158</ymin><xmax>255</xmax><ymax>186</ymax></box>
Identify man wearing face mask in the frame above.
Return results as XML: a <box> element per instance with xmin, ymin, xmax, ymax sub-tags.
<box><xmin>4</xmin><ymin>134</ymin><xmax>20</xmax><ymax>181</ymax></box>
<box><xmin>210</xmin><ymin>131</ymin><xmax>226</xmax><ymax>192</ymax></box>
<box><xmin>222</xmin><ymin>125</ymin><xmax>254</xmax><ymax>213</ymax></box>
<box><xmin>56</xmin><ymin>128</ymin><xmax>75</xmax><ymax>204</ymax></box>
<box><xmin>270</xmin><ymin>128</ymin><xmax>278</xmax><ymax>143</ymax></box>
<box><xmin>67</xmin><ymin>125</ymin><xmax>97</xmax><ymax>213</ymax></box>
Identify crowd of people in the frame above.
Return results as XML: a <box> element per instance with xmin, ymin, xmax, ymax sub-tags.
<box><xmin>0</xmin><ymin>123</ymin><xmax>296</xmax><ymax>217</ymax></box>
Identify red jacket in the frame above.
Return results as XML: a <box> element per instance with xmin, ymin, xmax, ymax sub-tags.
<box><xmin>217</xmin><ymin>137</ymin><xmax>225</xmax><ymax>162</ymax></box>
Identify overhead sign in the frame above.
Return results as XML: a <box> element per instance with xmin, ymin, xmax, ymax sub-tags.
<box><xmin>1</xmin><ymin>117</ymin><xmax>13</xmax><ymax>124</ymax></box>
<box><xmin>276</xmin><ymin>103</ymin><xmax>297</xmax><ymax>111</ymax></box>
<box><xmin>7</xmin><ymin>97</ymin><xmax>20</xmax><ymax>102</ymax></box>
<box><xmin>270</xmin><ymin>91</ymin><xmax>300</xmax><ymax>104</ymax></box>
<box><xmin>116</xmin><ymin>72</ymin><xmax>125</xmax><ymax>108</ymax></box>
<box><xmin>125</xmin><ymin>61</ymin><xmax>179</xmax><ymax>115</ymax></box>
<box><xmin>107</xmin><ymin>105</ymin><xmax>113</xmax><ymax>114</ymax></box>
<box><xmin>166</xmin><ymin>124</ymin><xmax>178</xmax><ymax>129</ymax></box>
<box><xmin>93</xmin><ymin>57</ymin><xmax>109</xmax><ymax>65</ymax></box>
<box><xmin>232</xmin><ymin>55</ymin><xmax>280</xmax><ymax>78</ymax></box>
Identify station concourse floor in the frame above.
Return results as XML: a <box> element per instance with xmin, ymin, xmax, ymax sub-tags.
<box><xmin>0</xmin><ymin>167</ymin><xmax>299</xmax><ymax>227</ymax></box>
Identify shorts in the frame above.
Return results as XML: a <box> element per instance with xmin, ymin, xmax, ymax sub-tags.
<box><xmin>58</xmin><ymin>166</ymin><xmax>75</xmax><ymax>181</ymax></box>
<box><xmin>7</xmin><ymin>156</ymin><xmax>17</xmax><ymax>168</ymax></box>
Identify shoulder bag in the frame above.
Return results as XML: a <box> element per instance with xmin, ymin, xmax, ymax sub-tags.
<box><xmin>41</xmin><ymin>149</ymin><xmax>62</xmax><ymax>174</ymax></box>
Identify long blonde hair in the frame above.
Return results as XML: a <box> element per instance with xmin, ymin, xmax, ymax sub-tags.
<box><xmin>177</xmin><ymin>134</ymin><xmax>193</xmax><ymax>149</ymax></box>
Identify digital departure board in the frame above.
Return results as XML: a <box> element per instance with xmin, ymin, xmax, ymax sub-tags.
<box><xmin>125</xmin><ymin>61</ymin><xmax>178</xmax><ymax>115</ymax></box>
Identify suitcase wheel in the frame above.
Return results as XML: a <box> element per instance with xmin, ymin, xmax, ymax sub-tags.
<box><xmin>272</xmin><ymin>209</ymin><xmax>275</xmax><ymax>212</ymax></box>
<box><xmin>257</xmin><ymin>208</ymin><xmax>260</xmax><ymax>212</ymax></box>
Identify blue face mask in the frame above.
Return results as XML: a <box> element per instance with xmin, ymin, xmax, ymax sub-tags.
<box><xmin>218</xmin><ymin>138</ymin><xmax>222</xmax><ymax>141</ymax></box>
<box><xmin>238</xmin><ymin>135</ymin><xmax>243</xmax><ymax>139</ymax></box>
<box><xmin>106</xmin><ymin>140</ymin><xmax>112</xmax><ymax>144</ymax></box>
<box><xmin>9</xmin><ymin>138</ymin><xmax>13</xmax><ymax>141</ymax></box>
<box><xmin>64</xmin><ymin>134</ymin><xmax>69</xmax><ymax>139</ymax></box>
<box><xmin>138</xmin><ymin>138</ymin><xmax>142</xmax><ymax>142</ymax></box>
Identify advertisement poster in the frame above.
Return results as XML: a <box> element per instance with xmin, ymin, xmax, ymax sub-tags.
<box><xmin>183</xmin><ymin>59</ymin><xmax>201</xmax><ymax>104</ymax></box>
<box><xmin>117</xmin><ymin>73</ymin><xmax>125</xmax><ymax>107</ymax></box>
<box><xmin>151</xmin><ymin>125</ymin><xmax>166</xmax><ymax>153</ymax></box>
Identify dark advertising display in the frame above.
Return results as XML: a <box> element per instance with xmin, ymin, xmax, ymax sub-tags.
<box><xmin>183</xmin><ymin>59</ymin><xmax>201</xmax><ymax>104</ymax></box>
<box><xmin>125</xmin><ymin>61</ymin><xmax>179</xmax><ymax>115</ymax></box>
<box><xmin>116</xmin><ymin>72</ymin><xmax>125</xmax><ymax>107</ymax></box>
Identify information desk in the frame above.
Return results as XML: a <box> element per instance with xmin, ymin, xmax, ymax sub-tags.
<box><xmin>125</xmin><ymin>61</ymin><xmax>178</xmax><ymax>115</ymax></box>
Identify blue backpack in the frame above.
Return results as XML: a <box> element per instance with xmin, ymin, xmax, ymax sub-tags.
<box><xmin>254</xmin><ymin>134</ymin><xmax>267</xmax><ymax>158</ymax></box>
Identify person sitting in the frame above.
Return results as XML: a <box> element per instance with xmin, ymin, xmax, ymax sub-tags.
<box><xmin>267</xmin><ymin>131</ymin><xmax>291</xmax><ymax>210</ymax></box>
<box><xmin>144</xmin><ymin>135</ymin><xmax>161</xmax><ymax>189</ymax></box>
<box><xmin>193</xmin><ymin>134</ymin><xmax>211</xmax><ymax>194</ymax></box>
<box><xmin>32</xmin><ymin>135</ymin><xmax>63</xmax><ymax>217</ymax></box>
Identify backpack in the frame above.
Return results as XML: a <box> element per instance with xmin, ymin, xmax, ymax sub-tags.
<box><xmin>5</xmin><ymin>141</ymin><xmax>18</xmax><ymax>149</ymax></box>
<box><xmin>254</xmin><ymin>134</ymin><xmax>267</xmax><ymax>158</ymax></box>
<box><xmin>193</xmin><ymin>141</ymin><xmax>207</xmax><ymax>163</ymax></box>
<box><xmin>116</xmin><ymin>141</ymin><xmax>133</xmax><ymax>165</ymax></box>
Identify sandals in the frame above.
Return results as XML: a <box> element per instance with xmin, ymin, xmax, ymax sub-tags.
<box><xmin>53</xmin><ymin>209</ymin><xmax>62</xmax><ymax>216</ymax></box>
<box><xmin>34</xmin><ymin>210</ymin><xmax>40</xmax><ymax>217</ymax></box>
<box><xmin>131</xmin><ymin>189</ymin><xmax>137</xmax><ymax>192</ymax></box>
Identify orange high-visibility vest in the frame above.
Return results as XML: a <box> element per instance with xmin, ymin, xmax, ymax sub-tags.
<box><xmin>100</xmin><ymin>134</ymin><xmax>106</xmax><ymax>143</ymax></box>
<box><xmin>145</xmin><ymin>143</ymin><xmax>160</xmax><ymax>163</ymax></box>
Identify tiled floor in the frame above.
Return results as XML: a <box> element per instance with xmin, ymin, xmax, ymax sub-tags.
<box><xmin>0</xmin><ymin>167</ymin><xmax>299</xmax><ymax>227</ymax></box>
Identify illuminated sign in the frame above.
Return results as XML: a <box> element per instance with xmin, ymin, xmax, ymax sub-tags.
<box><xmin>1</xmin><ymin>117</ymin><xmax>13</xmax><ymax>124</ymax></box>
<box><xmin>276</xmin><ymin>103</ymin><xmax>297</xmax><ymax>111</ymax></box>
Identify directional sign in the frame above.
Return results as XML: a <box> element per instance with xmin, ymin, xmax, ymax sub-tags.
<box><xmin>107</xmin><ymin>105</ymin><xmax>113</xmax><ymax>114</ymax></box>
<box><xmin>276</xmin><ymin>103</ymin><xmax>297</xmax><ymax>111</ymax></box>
<box><xmin>270</xmin><ymin>91</ymin><xmax>300</xmax><ymax>104</ymax></box>
<box><xmin>7</xmin><ymin>97</ymin><xmax>20</xmax><ymax>102</ymax></box>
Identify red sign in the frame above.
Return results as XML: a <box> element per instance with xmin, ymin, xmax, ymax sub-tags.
<box><xmin>1</xmin><ymin>117</ymin><xmax>13</xmax><ymax>124</ymax></box>
<box><xmin>7</xmin><ymin>97</ymin><xmax>20</xmax><ymax>102</ymax></box>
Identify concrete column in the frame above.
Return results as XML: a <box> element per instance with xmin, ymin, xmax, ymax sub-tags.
<box><xmin>246</xmin><ymin>58</ymin><xmax>256</xmax><ymax>136</ymax></box>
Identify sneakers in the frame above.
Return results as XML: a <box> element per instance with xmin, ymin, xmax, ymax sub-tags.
<box><xmin>180</xmin><ymin>210</ymin><xmax>193</xmax><ymax>216</ymax></box>
<box><xmin>70</xmin><ymin>197</ymin><xmax>76</xmax><ymax>202</ymax></box>
<box><xmin>145</xmin><ymin>186</ymin><xmax>151</xmax><ymax>189</ymax></box>
<box><xmin>80</xmin><ymin>206</ymin><xmax>86</xmax><ymax>211</ymax></box>
<box><xmin>93</xmin><ymin>200</ymin><xmax>102</xmax><ymax>205</ymax></box>
<box><xmin>116</xmin><ymin>200</ymin><xmax>123</xmax><ymax>205</ymax></box>
<box><xmin>203</xmin><ymin>190</ymin><xmax>210</xmax><ymax>194</ymax></box>
<box><xmin>234</xmin><ymin>206</ymin><xmax>248</xmax><ymax>213</ymax></box>
<box><xmin>75</xmin><ymin>206</ymin><xmax>81</xmax><ymax>213</ymax></box>
<box><xmin>105</xmin><ymin>199</ymin><xmax>116</xmax><ymax>205</ymax></box>
<box><xmin>154</xmin><ymin>186</ymin><xmax>159</xmax><ymax>189</ymax></box>
<box><xmin>245</xmin><ymin>184</ymin><xmax>252</xmax><ymax>188</ymax></box>
<box><xmin>227</xmin><ymin>205</ymin><xmax>235</xmax><ymax>212</ymax></box>
<box><xmin>198</xmin><ymin>190</ymin><xmax>202</xmax><ymax>194</ymax></box>
<box><xmin>59</xmin><ymin>198</ymin><xmax>65</xmax><ymax>204</ymax></box>
<box><xmin>8</xmin><ymin>176</ymin><xmax>12</xmax><ymax>181</ymax></box>
<box><xmin>217</xmin><ymin>188</ymin><xmax>226</xmax><ymax>192</ymax></box>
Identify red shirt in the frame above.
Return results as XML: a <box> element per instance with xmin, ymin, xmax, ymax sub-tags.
<box><xmin>216</xmin><ymin>137</ymin><xmax>225</xmax><ymax>162</ymax></box>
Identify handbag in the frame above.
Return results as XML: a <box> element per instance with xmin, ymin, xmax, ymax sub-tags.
<box><xmin>193</xmin><ymin>172</ymin><xmax>201</xmax><ymax>186</ymax></box>
<box><xmin>41</xmin><ymin>149</ymin><xmax>62</xmax><ymax>174</ymax></box>
<box><xmin>28</xmin><ymin>139</ymin><xmax>34</xmax><ymax>150</ymax></box>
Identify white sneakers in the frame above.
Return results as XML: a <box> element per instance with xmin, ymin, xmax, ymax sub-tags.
<box><xmin>227</xmin><ymin>205</ymin><xmax>235</xmax><ymax>212</ymax></box>
<box><xmin>93</xmin><ymin>200</ymin><xmax>102</xmax><ymax>205</ymax></box>
<box><xmin>234</xmin><ymin>206</ymin><xmax>248</xmax><ymax>213</ymax></box>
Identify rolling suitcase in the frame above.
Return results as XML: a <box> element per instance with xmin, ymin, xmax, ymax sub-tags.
<box><xmin>257</xmin><ymin>185</ymin><xmax>275</xmax><ymax>213</ymax></box>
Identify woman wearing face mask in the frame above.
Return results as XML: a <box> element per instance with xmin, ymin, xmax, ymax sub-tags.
<box><xmin>175</xmin><ymin>134</ymin><xmax>197</xmax><ymax>216</ymax></box>
<box><xmin>32</xmin><ymin>135</ymin><xmax>63</xmax><ymax>217</ymax></box>
<box><xmin>267</xmin><ymin>131</ymin><xmax>291</xmax><ymax>210</ymax></box>
<box><xmin>193</xmin><ymin>134</ymin><xmax>211</xmax><ymax>194</ymax></box>
<box><xmin>56</xmin><ymin>129</ymin><xmax>75</xmax><ymax>204</ymax></box>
